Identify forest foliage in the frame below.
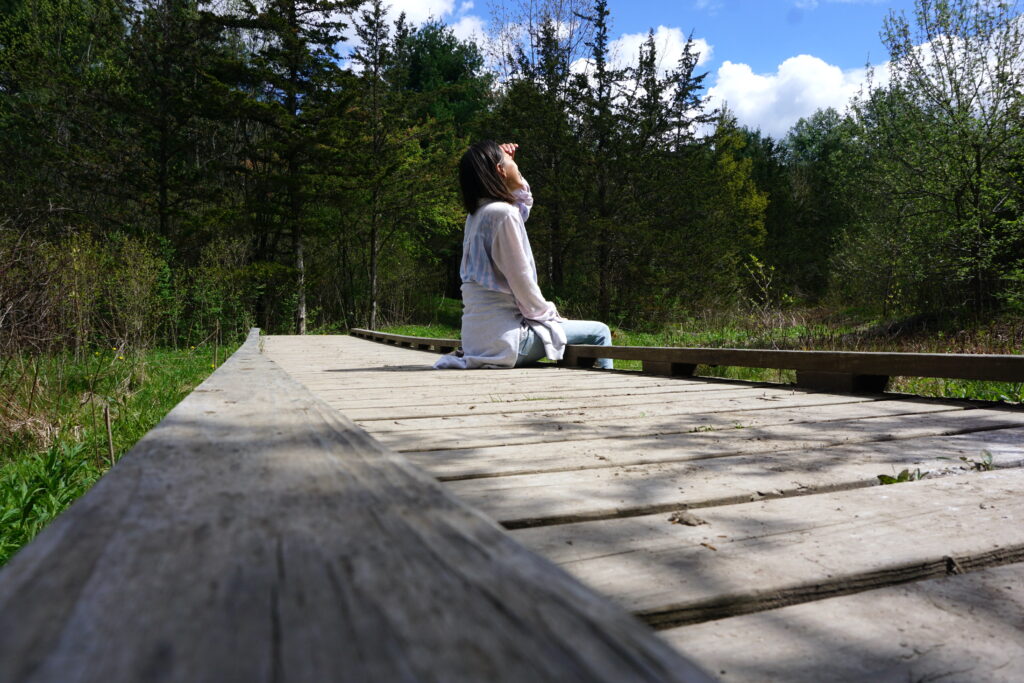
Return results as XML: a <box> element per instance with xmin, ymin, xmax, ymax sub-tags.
<box><xmin>1</xmin><ymin>0</ymin><xmax>1022</xmax><ymax>355</ymax></box>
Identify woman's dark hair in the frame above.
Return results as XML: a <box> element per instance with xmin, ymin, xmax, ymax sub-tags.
<box><xmin>459</xmin><ymin>140</ymin><xmax>516</xmax><ymax>214</ymax></box>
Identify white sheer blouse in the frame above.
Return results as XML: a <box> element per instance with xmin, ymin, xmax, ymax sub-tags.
<box><xmin>439</xmin><ymin>181</ymin><xmax>566</xmax><ymax>369</ymax></box>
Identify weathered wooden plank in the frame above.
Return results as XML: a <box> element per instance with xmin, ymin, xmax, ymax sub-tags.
<box><xmin>370</xmin><ymin>398</ymin><xmax>961</xmax><ymax>452</ymax></box>
<box><xmin>663</xmin><ymin>562</ymin><xmax>1024</xmax><ymax>682</ymax></box>
<box><xmin>0</xmin><ymin>330</ymin><xmax>710</xmax><ymax>683</ymax></box>
<box><xmin>280</xmin><ymin>364</ymin><xmax>698</xmax><ymax>387</ymax></box>
<box><xmin>363</xmin><ymin>389</ymin><xmax>883</xmax><ymax>433</ymax></box>
<box><xmin>404</xmin><ymin>405</ymin><xmax>1021</xmax><ymax>480</ymax></box>
<box><xmin>327</xmin><ymin>382</ymin><xmax>753</xmax><ymax>413</ymax></box>
<box><xmin>302</xmin><ymin>381</ymin><xmax>741</xmax><ymax>407</ymax></box>
<box><xmin>275</xmin><ymin>363</ymin><xmax>693</xmax><ymax>386</ymax></box>
<box><xmin>292</xmin><ymin>375</ymin><xmax>712</xmax><ymax>395</ymax></box>
<box><xmin>350</xmin><ymin>386</ymin><xmax>821</xmax><ymax>422</ymax></box>
<box><xmin>447</xmin><ymin>427</ymin><xmax>1024</xmax><ymax>526</ymax></box>
<box><xmin>265</xmin><ymin>337</ymin><xmax>762</xmax><ymax>394</ymax></box>
<box><xmin>509</xmin><ymin>468</ymin><xmax>1024</xmax><ymax>626</ymax></box>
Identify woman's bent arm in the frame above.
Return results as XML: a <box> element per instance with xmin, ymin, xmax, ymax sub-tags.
<box><xmin>512</xmin><ymin>179</ymin><xmax>533</xmax><ymax>223</ymax></box>
<box><xmin>491</xmin><ymin>214</ymin><xmax>559</xmax><ymax>321</ymax></box>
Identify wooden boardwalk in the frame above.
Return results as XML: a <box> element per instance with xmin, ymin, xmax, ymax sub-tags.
<box><xmin>265</xmin><ymin>334</ymin><xmax>1024</xmax><ymax>682</ymax></box>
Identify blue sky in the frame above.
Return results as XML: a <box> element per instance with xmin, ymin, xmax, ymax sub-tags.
<box><xmin>607</xmin><ymin>0</ymin><xmax>916</xmax><ymax>75</ymax></box>
<box><xmin>385</xmin><ymin>0</ymin><xmax>920</xmax><ymax>137</ymax></box>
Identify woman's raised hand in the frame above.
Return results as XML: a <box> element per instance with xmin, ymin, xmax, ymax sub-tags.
<box><xmin>499</xmin><ymin>142</ymin><xmax>519</xmax><ymax>159</ymax></box>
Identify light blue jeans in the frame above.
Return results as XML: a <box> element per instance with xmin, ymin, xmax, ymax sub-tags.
<box><xmin>516</xmin><ymin>320</ymin><xmax>614</xmax><ymax>369</ymax></box>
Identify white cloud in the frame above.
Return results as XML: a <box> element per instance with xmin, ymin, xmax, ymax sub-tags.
<box><xmin>569</xmin><ymin>25</ymin><xmax>712</xmax><ymax>81</ymax></box>
<box><xmin>387</xmin><ymin>0</ymin><xmax>455</xmax><ymax>25</ymax></box>
<box><xmin>706</xmin><ymin>54</ymin><xmax>881</xmax><ymax>137</ymax></box>
<box><xmin>610</xmin><ymin>26</ymin><xmax>712</xmax><ymax>75</ymax></box>
<box><xmin>344</xmin><ymin>0</ymin><xmax>489</xmax><ymax>61</ymax></box>
<box><xmin>450</xmin><ymin>14</ymin><xmax>486</xmax><ymax>42</ymax></box>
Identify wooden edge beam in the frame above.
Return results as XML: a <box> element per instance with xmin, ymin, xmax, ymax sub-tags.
<box><xmin>350</xmin><ymin>328</ymin><xmax>459</xmax><ymax>355</ymax></box>
<box><xmin>0</xmin><ymin>328</ymin><xmax>708</xmax><ymax>682</ymax></box>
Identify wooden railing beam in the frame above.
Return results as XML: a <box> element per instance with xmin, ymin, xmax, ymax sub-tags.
<box><xmin>564</xmin><ymin>344</ymin><xmax>1024</xmax><ymax>384</ymax></box>
<box><xmin>350</xmin><ymin>329</ymin><xmax>1024</xmax><ymax>388</ymax></box>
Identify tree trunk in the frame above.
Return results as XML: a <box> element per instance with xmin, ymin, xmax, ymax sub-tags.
<box><xmin>369</xmin><ymin>219</ymin><xmax>378</xmax><ymax>330</ymax></box>
<box><xmin>294</xmin><ymin>224</ymin><xmax>306</xmax><ymax>335</ymax></box>
<box><xmin>550</xmin><ymin>208</ymin><xmax>564</xmax><ymax>292</ymax></box>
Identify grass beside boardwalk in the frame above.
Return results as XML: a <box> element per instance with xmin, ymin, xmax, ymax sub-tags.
<box><xmin>0</xmin><ymin>343</ymin><xmax>237</xmax><ymax>565</ymax></box>
<box><xmin>381</xmin><ymin>315</ymin><xmax>1024</xmax><ymax>404</ymax></box>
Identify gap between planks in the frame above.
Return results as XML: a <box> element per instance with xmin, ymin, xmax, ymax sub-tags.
<box><xmin>340</xmin><ymin>386</ymin><xmax>770</xmax><ymax>420</ymax></box>
<box><xmin>358</xmin><ymin>392</ymin><xmax>958</xmax><ymax>433</ymax></box>
<box><xmin>412</xmin><ymin>407</ymin><xmax>1024</xmax><ymax>481</ymax></box>
<box><xmin>508</xmin><ymin>468</ymin><xmax>1024</xmax><ymax>628</ymax></box>
<box><xmin>445</xmin><ymin>426</ymin><xmax>1024</xmax><ymax>528</ymax></box>
<box><xmin>660</xmin><ymin>561</ymin><xmax>1024</xmax><ymax>682</ymax></box>
<box><xmin>367</xmin><ymin>398</ymin><xmax>976</xmax><ymax>452</ymax></box>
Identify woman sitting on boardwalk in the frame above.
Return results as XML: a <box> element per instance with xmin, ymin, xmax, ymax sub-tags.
<box><xmin>435</xmin><ymin>140</ymin><xmax>613</xmax><ymax>370</ymax></box>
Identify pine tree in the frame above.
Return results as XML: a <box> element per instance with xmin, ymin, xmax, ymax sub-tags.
<box><xmin>578</xmin><ymin>0</ymin><xmax>625</xmax><ymax>318</ymax></box>
<box><xmin>209</xmin><ymin>0</ymin><xmax>354</xmax><ymax>333</ymax></box>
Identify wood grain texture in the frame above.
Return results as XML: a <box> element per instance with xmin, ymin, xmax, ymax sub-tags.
<box><xmin>402</xmin><ymin>406</ymin><xmax>1024</xmax><ymax>480</ymax></box>
<box><xmin>0</xmin><ymin>330</ymin><xmax>711</xmax><ymax>683</ymax></box>
<box><xmin>510</xmin><ymin>469</ymin><xmax>1024</xmax><ymax>626</ymax></box>
<box><xmin>664</xmin><ymin>562</ymin><xmax>1024</xmax><ymax>682</ymax></box>
<box><xmin>357</xmin><ymin>386</ymin><xmax>886</xmax><ymax>432</ymax></box>
<box><xmin>367</xmin><ymin>398</ymin><xmax>966</xmax><ymax>452</ymax></box>
<box><xmin>263</xmin><ymin>335</ymin><xmax>1024</xmax><ymax>679</ymax></box>
<box><xmin>342</xmin><ymin>385</ymin><xmax>762</xmax><ymax>420</ymax></box>
<box><xmin>447</xmin><ymin>427</ymin><xmax>1024</xmax><ymax>526</ymax></box>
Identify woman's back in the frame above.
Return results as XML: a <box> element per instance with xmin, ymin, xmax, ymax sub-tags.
<box><xmin>460</xmin><ymin>198</ymin><xmax>535</xmax><ymax>296</ymax></box>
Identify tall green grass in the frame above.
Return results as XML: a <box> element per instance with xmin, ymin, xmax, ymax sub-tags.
<box><xmin>1</xmin><ymin>344</ymin><xmax>235</xmax><ymax>565</ymax></box>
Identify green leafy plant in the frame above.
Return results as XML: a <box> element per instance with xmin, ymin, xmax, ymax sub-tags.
<box><xmin>877</xmin><ymin>468</ymin><xmax>928</xmax><ymax>485</ymax></box>
<box><xmin>1</xmin><ymin>343</ymin><xmax>236</xmax><ymax>565</ymax></box>
<box><xmin>939</xmin><ymin>450</ymin><xmax>995</xmax><ymax>472</ymax></box>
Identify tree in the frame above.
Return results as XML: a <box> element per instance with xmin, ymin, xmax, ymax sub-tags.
<box><xmin>210</xmin><ymin>0</ymin><xmax>354</xmax><ymax>333</ymax></box>
<box><xmin>576</xmin><ymin>0</ymin><xmax>625</xmax><ymax>318</ymax></box>
<box><xmin>120</xmin><ymin>0</ymin><xmax>234</xmax><ymax>241</ymax></box>
<box><xmin>394</xmin><ymin>20</ymin><xmax>493</xmax><ymax>137</ymax></box>
<box><xmin>665</xmin><ymin>31</ymin><xmax>715</xmax><ymax>149</ymax></box>
<box><xmin>845</xmin><ymin>0</ymin><xmax>1024</xmax><ymax>313</ymax></box>
<box><xmin>0</xmin><ymin>0</ymin><xmax>134</xmax><ymax>233</ymax></box>
<box><xmin>390</xmin><ymin>20</ymin><xmax>492</xmax><ymax>299</ymax></box>
<box><xmin>769</xmin><ymin>108</ymin><xmax>860</xmax><ymax>298</ymax></box>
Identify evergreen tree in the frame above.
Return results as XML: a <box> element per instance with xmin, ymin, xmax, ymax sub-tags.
<box><xmin>0</xmin><ymin>0</ymin><xmax>133</xmax><ymax>232</ymax></box>
<box><xmin>574</xmin><ymin>0</ymin><xmax>629</xmax><ymax>318</ymax></box>
<box><xmin>210</xmin><ymin>0</ymin><xmax>354</xmax><ymax>333</ymax></box>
